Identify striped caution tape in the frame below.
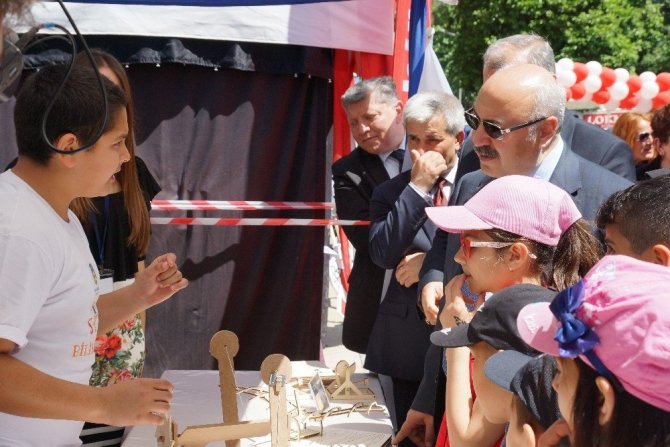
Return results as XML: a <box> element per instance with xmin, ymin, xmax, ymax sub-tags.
<box><xmin>150</xmin><ymin>217</ymin><xmax>369</xmax><ymax>226</ymax></box>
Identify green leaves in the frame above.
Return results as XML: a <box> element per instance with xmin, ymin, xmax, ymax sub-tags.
<box><xmin>432</xmin><ymin>0</ymin><xmax>670</xmax><ymax>105</ymax></box>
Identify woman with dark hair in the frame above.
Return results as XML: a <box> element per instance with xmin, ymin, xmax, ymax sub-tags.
<box><xmin>70</xmin><ymin>49</ymin><xmax>161</xmax><ymax>446</ymax></box>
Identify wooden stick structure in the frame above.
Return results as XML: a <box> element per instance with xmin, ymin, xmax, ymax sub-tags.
<box><xmin>210</xmin><ymin>330</ymin><xmax>242</xmax><ymax>446</ymax></box>
<box><xmin>154</xmin><ymin>331</ymin><xmax>303</xmax><ymax>447</ymax></box>
<box><xmin>156</xmin><ymin>330</ymin><xmax>273</xmax><ymax>447</ymax></box>
<box><xmin>326</xmin><ymin>361</ymin><xmax>375</xmax><ymax>401</ymax></box>
<box><xmin>260</xmin><ymin>354</ymin><xmax>293</xmax><ymax>447</ymax></box>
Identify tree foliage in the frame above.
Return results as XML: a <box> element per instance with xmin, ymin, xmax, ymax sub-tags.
<box><xmin>432</xmin><ymin>0</ymin><xmax>670</xmax><ymax>104</ymax></box>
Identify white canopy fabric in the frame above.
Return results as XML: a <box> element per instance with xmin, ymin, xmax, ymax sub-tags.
<box><xmin>25</xmin><ymin>0</ymin><xmax>395</xmax><ymax>54</ymax></box>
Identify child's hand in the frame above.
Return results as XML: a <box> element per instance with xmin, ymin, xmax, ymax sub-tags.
<box><xmin>538</xmin><ymin>418</ymin><xmax>571</xmax><ymax>447</ymax></box>
<box><xmin>439</xmin><ymin>274</ymin><xmax>484</xmax><ymax>328</ymax></box>
<box><xmin>135</xmin><ymin>253</ymin><xmax>189</xmax><ymax>307</ymax></box>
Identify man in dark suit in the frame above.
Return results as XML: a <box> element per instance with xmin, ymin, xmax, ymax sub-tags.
<box><xmin>366</xmin><ymin>92</ymin><xmax>464</xmax><ymax>444</ymax></box>
<box><xmin>455</xmin><ymin>34</ymin><xmax>635</xmax><ymax>185</ymax></box>
<box><xmin>331</xmin><ymin>76</ymin><xmax>405</xmax><ymax>354</ymax></box>
<box><xmin>394</xmin><ymin>64</ymin><xmax>631</xmax><ymax>447</ymax></box>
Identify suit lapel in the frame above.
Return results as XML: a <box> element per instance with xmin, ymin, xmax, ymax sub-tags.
<box><xmin>358</xmin><ymin>147</ymin><xmax>390</xmax><ymax>187</ymax></box>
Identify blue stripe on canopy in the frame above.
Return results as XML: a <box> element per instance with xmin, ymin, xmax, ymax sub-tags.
<box><xmin>69</xmin><ymin>0</ymin><xmax>348</xmax><ymax>5</ymax></box>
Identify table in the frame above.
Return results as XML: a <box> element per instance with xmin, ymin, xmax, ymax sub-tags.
<box><xmin>123</xmin><ymin>361</ymin><xmax>392</xmax><ymax>446</ymax></box>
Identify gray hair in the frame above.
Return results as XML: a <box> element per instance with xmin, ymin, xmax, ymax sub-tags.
<box><xmin>403</xmin><ymin>91</ymin><xmax>465</xmax><ymax>136</ymax></box>
<box><xmin>526</xmin><ymin>78</ymin><xmax>566</xmax><ymax>140</ymax></box>
<box><xmin>341</xmin><ymin>76</ymin><xmax>399</xmax><ymax>109</ymax></box>
<box><xmin>483</xmin><ymin>34</ymin><xmax>556</xmax><ymax>75</ymax></box>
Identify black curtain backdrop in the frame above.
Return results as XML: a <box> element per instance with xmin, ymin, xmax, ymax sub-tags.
<box><xmin>0</xmin><ymin>37</ymin><xmax>333</xmax><ymax>374</ymax></box>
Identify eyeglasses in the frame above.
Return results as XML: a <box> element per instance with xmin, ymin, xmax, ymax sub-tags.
<box><xmin>638</xmin><ymin>132</ymin><xmax>652</xmax><ymax>143</ymax></box>
<box><xmin>464</xmin><ymin>107</ymin><xmax>548</xmax><ymax>140</ymax></box>
<box><xmin>459</xmin><ymin>234</ymin><xmax>513</xmax><ymax>258</ymax></box>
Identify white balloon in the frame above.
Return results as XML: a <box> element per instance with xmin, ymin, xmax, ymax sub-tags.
<box><xmin>639</xmin><ymin>71</ymin><xmax>657</xmax><ymax>83</ymax></box>
<box><xmin>639</xmin><ymin>81</ymin><xmax>660</xmax><ymax>100</ymax></box>
<box><xmin>556</xmin><ymin>57</ymin><xmax>574</xmax><ymax>72</ymax></box>
<box><xmin>604</xmin><ymin>97</ymin><xmax>619</xmax><ymax>111</ymax></box>
<box><xmin>557</xmin><ymin>68</ymin><xmax>577</xmax><ymax>87</ymax></box>
<box><xmin>586</xmin><ymin>60</ymin><xmax>602</xmax><ymax>76</ymax></box>
<box><xmin>609</xmin><ymin>81</ymin><xmax>629</xmax><ymax>100</ymax></box>
<box><xmin>635</xmin><ymin>97</ymin><xmax>653</xmax><ymax>113</ymax></box>
<box><xmin>614</xmin><ymin>68</ymin><xmax>629</xmax><ymax>83</ymax></box>
<box><xmin>583</xmin><ymin>74</ymin><xmax>602</xmax><ymax>93</ymax></box>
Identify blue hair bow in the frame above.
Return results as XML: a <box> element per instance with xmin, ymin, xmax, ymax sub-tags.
<box><xmin>549</xmin><ymin>280</ymin><xmax>600</xmax><ymax>358</ymax></box>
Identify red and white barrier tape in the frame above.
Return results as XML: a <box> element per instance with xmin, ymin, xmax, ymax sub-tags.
<box><xmin>151</xmin><ymin>199</ymin><xmax>334</xmax><ymax>211</ymax></box>
<box><xmin>150</xmin><ymin>217</ymin><xmax>369</xmax><ymax>226</ymax></box>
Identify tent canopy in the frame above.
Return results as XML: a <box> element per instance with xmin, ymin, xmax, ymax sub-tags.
<box><xmin>27</xmin><ymin>0</ymin><xmax>394</xmax><ymax>54</ymax></box>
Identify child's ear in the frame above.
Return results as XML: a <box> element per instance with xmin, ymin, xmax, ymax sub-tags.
<box><xmin>595</xmin><ymin>376</ymin><xmax>616</xmax><ymax>426</ymax></box>
<box><xmin>53</xmin><ymin>133</ymin><xmax>79</xmax><ymax>168</ymax></box>
<box><xmin>651</xmin><ymin>244</ymin><xmax>670</xmax><ymax>267</ymax></box>
<box><xmin>506</xmin><ymin>242</ymin><xmax>532</xmax><ymax>271</ymax></box>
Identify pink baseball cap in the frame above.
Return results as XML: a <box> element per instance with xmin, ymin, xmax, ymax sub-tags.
<box><xmin>517</xmin><ymin>255</ymin><xmax>670</xmax><ymax>411</ymax></box>
<box><xmin>425</xmin><ymin>175</ymin><xmax>581</xmax><ymax>246</ymax></box>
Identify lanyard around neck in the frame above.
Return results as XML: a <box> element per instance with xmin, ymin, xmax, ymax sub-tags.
<box><xmin>90</xmin><ymin>196</ymin><xmax>111</xmax><ymax>268</ymax></box>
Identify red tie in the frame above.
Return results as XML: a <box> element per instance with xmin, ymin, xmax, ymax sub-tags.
<box><xmin>433</xmin><ymin>179</ymin><xmax>447</xmax><ymax>206</ymax></box>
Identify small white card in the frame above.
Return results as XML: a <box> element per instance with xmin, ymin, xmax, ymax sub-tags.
<box><xmin>308</xmin><ymin>372</ymin><xmax>329</xmax><ymax>413</ymax></box>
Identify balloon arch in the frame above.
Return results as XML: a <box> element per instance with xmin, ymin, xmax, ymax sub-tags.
<box><xmin>555</xmin><ymin>58</ymin><xmax>670</xmax><ymax>112</ymax></box>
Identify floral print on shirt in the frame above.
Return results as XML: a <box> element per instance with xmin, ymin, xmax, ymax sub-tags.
<box><xmin>90</xmin><ymin>313</ymin><xmax>145</xmax><ymax>387</ymax></box>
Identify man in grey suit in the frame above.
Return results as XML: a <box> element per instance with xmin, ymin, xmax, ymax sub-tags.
<box><xmin>393</xmin><ymin>64</ymin><xmax>631</xmax><ymax>447</ymax></box>
<box><xmin>455</xmin><ymin>34</ymin><xmax>636</xmax><ymax>185</ymax></box>
<box><xmin>366</xmin><ymin>92</ymin><xmax>464</xmax><ymax>445</ymax></box>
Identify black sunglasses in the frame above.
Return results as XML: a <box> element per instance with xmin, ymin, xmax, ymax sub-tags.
<box><xmin>465</xmin><ymin>107</ymin><xmax>548</xmax><ymax>140</ymax></box>
<box><xmin>638</xmin><ymin>132</ymin><xmax>652</xmax><ymax>143</ymax></box>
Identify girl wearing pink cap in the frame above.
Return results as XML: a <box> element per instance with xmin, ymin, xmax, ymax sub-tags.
<box><xmin>425</xmin><ymin>175</ymin><xmax>603</xmax><ymax>447</ymax></box>
<box><xmin>518</xmin><ymin>255</ymin><xmax>670</xmax><ymax>447</ymax></box>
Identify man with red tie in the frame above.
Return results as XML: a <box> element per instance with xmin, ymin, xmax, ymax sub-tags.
<box><xmin>366</xmin><ymin>91</ymin><xmax>464</xmax><ymax>445</ymax></box>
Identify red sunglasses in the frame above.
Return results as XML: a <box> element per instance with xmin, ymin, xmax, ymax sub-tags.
<box><xmin>459</xmin><ymin>233</ymin><xmax>514</xmax><ymax>258</ymax></box>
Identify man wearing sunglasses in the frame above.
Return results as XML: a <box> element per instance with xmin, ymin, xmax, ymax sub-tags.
<box><xmin>454</xmin><ymin>34</ymin><xmax>635</xmax><ymax>185</ymax></box>
<box><xmin>394</xmin><ymin>64</ymin><xmax>631</xmax><ymax>447</ymax></box>
<box><xmin>366</xmin><ymin>92</ymin><xmax>464</xmax><ymax>446</ymax></box>
<box><xmin>332</xmin><ymin>76</ymin><xmax>406</xmax><ymax>355</ymax></box>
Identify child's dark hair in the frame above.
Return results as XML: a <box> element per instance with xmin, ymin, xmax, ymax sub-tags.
<box><xmin>570</xmin><ymin>358</ymin><xmax>670</xmax><ymax>447</ymax></box>
<box><xmin>596</xmin><ymin>176</ymin><xmax>670</xmax><ymax>254</ymax></box>
<box><xmin>14</xmin><ymin>63</ymin><xmax>127</xmax><ymax>165</ymax></box>
<box><xmin>485</xmin><ymin>218</ymin><xmax>603</xmax><ymax>290</ymax></box>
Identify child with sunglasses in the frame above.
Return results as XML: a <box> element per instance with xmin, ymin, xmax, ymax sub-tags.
<box><xmin>424</xmin><ymin>175</ymin><xmax>602</xmax><ymax>447</ymax></box>
<box><xmin>518</xmin><ymin>255</ymin><xmax>670</xmax><ymax>447</ymax></box>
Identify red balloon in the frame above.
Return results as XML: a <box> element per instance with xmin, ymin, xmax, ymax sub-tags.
<box><xmin>573</xmin><ymin>62</ymin><xmax>589</xmax><ymax>82</ymax></box>
<box><xmin>600</xmin><ymin>67</ymin><xmax>616</xmax><ymax>88</ymax></box>
<box><xmin>570</xmin><ymin>83</ymin><xmax>586</xmax><ymax>100</ymax></box>
<box><xmin>592</xmin><ymin>89</ymin><xmax>610</xmax><ymax>104</ymax></box>
<box><xmin>652</xmin><ymin>91</ymin><xmax>670</xmax><ymax>109</ymax></box>
<box><xmin>627</xmin><ymin>75</ymin><xmax>642</xmax><ymax>93</ymax></box>
<box><xmin>620</xmin><ymin>96</ymin><xmax>639</xmax><ymax>109</ymax></box>
<box><xmin>656</xmin><ymin>72</ymin><xmax>670</xmax><ymax>91</ymax></box>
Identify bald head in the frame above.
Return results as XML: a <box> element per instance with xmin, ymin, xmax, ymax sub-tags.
<box><xmin>480</xmin><ymin>64</ymin><xmax>565</xmax><ymax>128</ymax></box>
<box><xmin>470</xmin><ymin>64</ymin><xmax>565</xmax><ymax>177</ymax></box>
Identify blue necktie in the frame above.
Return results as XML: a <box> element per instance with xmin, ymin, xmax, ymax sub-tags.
<box><xmin>389</xmin><ymin>149</ymin><xmax>405</xmax><ymax>165</ymax></box>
